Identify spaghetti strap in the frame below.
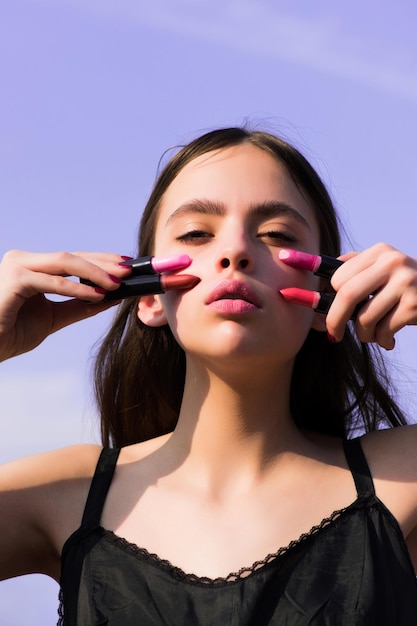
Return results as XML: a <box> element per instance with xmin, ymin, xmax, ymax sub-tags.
<box><xmin>59</xmin><ymin>439</ymin><xmax>417</xmax><ymax>624</ymax></box>
<box><xmin>81</xmin><ymin>447</ymin><xmax>121</xmax><ymax>526</ymax></box>
<box><xmin>343</xmin><ymin>437</ymin><xmax>375</xmax><ymax>498</ymax></box>
<box><xmin>59</xmin><ymin>448</ymin><xmax>121</xmax><ymax>624</ymax></box>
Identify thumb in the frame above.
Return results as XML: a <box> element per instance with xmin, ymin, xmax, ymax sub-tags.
<box><xmin>50</xmin><ymin>298</ymin><xmax>120</xmax><ymax>334</ymax></box>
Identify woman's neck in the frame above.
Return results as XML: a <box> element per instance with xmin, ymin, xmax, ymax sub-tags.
<box><xmin>164</xmin><ymin>357</ymin><xmax>305</xmax><ymax>497</ymax></box>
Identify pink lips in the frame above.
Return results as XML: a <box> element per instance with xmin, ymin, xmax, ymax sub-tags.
<box><xmin>205</xmin><ymin>280</ymin><xmax>262</xmax><ymax>313</ymax></box>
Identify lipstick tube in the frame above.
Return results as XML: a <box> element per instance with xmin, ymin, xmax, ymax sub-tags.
<box><xmin>311</xmin><ymin>255</ymin><xmax>344</xmax><ymax>278</ymax></box>
<box><xmin>278</xmin><ymin>250</ymin><xmax>343</xmax><ymax>278</ymax></box>
<box><xmin>119</xmin><ymin>254</ymin><xmax>191</xmax><ymax>275</ymax></box>
<box><xmin>279</xmin><ymin>288</ymin><xmax>366</xmax><ymax>320</ymax></box>
<box><xmin>81</xmin><ymin>274</ymin><xmax>200</xmax><ymax>301</ymax></box>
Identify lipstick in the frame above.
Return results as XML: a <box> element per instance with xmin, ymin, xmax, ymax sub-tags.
<box><xmin>278</xmin><ymin>250</ymin><xmax>343</xmax><ymax>278</ymax></box>
<box><xmin>280</xmin><ymin>287</ymin><xmax>364</xmax><ymax>320</ymax></box>
<box><xmin>82</xmin><ymin>274</ymin><xmax>200</xmax><ymax>302</ymax></box>
<box><xmin>119</xmin><ymin>253</ymin><xmax>191</xmax><ymax>275</ymax></box>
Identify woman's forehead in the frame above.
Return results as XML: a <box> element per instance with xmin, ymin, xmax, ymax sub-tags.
<box><xmin>156</xmin><ymin>144</ymin><xmax>319</xmax><ymax>237</ymax></box>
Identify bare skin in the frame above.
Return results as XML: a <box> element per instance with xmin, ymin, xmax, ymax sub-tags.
<box><xmin>1</xmin><ymin>145</ymin><xmax>417</xmax><ymax>588</ymax></box>
<box><xmin>3</xmin><ymin>426</ymin><xmax>417</xmax><ymax>583</ymax></box>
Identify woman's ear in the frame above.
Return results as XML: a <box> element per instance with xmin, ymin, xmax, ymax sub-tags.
<box><xmin>137</xmin><ymin>294</ymin><xmax>168</xmax><ymax>327</ymax></box>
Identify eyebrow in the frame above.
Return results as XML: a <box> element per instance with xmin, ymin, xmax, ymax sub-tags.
<box><xmin>247</xmin><ymin>201</ymin><xmax>311</xmax><ymax>231</ymax></box>
<box><xmin>166</xmin><ymin>199</ymin><xmax>311</xmax><ymax>231</ymax></box>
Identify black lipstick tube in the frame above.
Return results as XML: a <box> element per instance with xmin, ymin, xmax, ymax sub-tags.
<box><xmin>315</xmin><ymin>292</ymin><xmax>367</xmax><ymax>320</ymax></box>
<box><xmin>315</xmin><ymin>255</ymin><xmax>344</xmax><ymax>278</ymax></box>
<box><xmin>81</xmin><ymin>275</ymin><xmax>166</xmax><ymax>301</ymax></box>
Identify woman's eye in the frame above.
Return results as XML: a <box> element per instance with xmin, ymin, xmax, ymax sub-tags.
<box><xmin>258</xmin><ymin>231</ymin><xmax>297</xmax><ymax>244</ymax></box>
<box><xmin>176</xmin><ymin>230</ymin><xmax>213</xmax><ymax>243</ymax></box>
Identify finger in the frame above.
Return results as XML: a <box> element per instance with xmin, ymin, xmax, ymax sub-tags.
<box><xmin>353</xmin><ymin>253</ymin><xmax>417</xmax><ymax>342</ymax></box>
<box><xmin>49</xmin><ymin>298</ymin><xmax>121</xmax><ymax>334</ymax></box>
<box><xmin>6</xmin><ymin>268</ymin><xmax>117</xmax><ymax>302</ymax></box>
<box><xmin>2</xmin><ymin>257</ymin><xmax>130</xmax><ymax>302</ymax></box>
<box><xmin>372</xmin><ymin>293</ymin><xmax>417</xmax><ymax>350</ymax></box>
<box><xmin>330</xmin><ymin>243</ymin><xmax>410</xmax><ymax>291</ymax></box>
<box><xmin>337</xmin><ymin>251</ymin><xmax>360</xmax><ymax>263</ymax></box>
<box><xmin>70</xmin><ymin>251</ymin><xmax>134</xmax><ymax>276</ymax></box>
<box><xmin>333</xmin><ymin>277</ymin><xmax>417</xmax><ymax>349</ymax></box>
<box><xmin>325</xmin><ymin>278</ymin><xmax>372</xmax><ymax>340</ymax></box>
<box><xmin>352</xmin><ymin>286</ymin><xmax>403</xmax><ymax>344</ymax></box>
<box><xmin>352</xmin><ymin>297</ymin><xmax>397</xmax><ymax>349</ymax></box>
<box><xmin>1</xmin><ymin>250</ymin><xmax>131</xmax><ymax>284</ymax></box>
<box><xmin>326</xmin><ymin>245</ymin><xmax>416</xmax><ymax>340</ymax></box>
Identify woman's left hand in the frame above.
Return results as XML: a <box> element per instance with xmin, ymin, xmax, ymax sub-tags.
<box><xmin>326</xmin><ymin>243</ymin><xmax>417</xmax><ymax>349</ymax></box>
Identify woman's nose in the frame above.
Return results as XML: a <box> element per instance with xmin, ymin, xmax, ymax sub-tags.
<box><xmin>219</xmin><ymin>257</ymin><xmax>250</xmax><ymax>270</ymax></box>
<box><xmin>215</xmin><ymin>233</ymin><xmax>254</xmax><ymax>272</ymax></box>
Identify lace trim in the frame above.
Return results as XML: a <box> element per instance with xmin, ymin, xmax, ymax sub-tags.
<box><xmin>57</xmin><ymin>587</ymin><xmax>64</xmax><ymax>626</ymax></box>
<box><xmin>57</xmin><ymin>496</ymin><xmax>380</xmax><ymax>622</ymax></box>
<box><xmin>99</xmin><ymin>500</ymin><xmax>360</xmax><ymax>587</ymax></box>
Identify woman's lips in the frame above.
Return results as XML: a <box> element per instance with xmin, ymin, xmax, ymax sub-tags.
<box><xmin>205</xmin><ymin>280</ymin><xmax>262</xmax><ymax>313</ymax></box>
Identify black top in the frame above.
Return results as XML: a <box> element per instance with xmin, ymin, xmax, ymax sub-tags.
<box><xmin>58</xmin><ymin>439</ymin><xmax>417</xmax><ymax>625</ymax></box>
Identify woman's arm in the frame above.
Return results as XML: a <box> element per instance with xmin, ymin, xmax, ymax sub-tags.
<box><xmin>0</xmin><ymin>249</ymin><xmax>130</xmax><ymax>580</ymax></box>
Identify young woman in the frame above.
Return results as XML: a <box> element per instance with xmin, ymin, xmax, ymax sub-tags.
<box><xmin>1</xmin><ymin>127</ymin><xmax>417</xmax><ymax>625</ymax></box>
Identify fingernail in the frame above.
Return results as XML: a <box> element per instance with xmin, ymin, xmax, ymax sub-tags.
<box><xmin>120</xmin><ymin>255</ymin><xmax>133</xmax><ymax>261</ymax></box>
<box><xmin>327</xmin><ymin>332</ymin><xmax>337</xmax><ymax>343</ymax></box>
<box><xmin>108</xmin><ymin>274</ymin><xmax>121</xmax><ymax>283</ymax></box>
<box><xmin>94</xmin><ymin>287</ymin><xmax>107</xmax><ymax>295</ymax></box>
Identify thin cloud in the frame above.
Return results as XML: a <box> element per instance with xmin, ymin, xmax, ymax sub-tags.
<box><xmin>0</xmin><ymin>370</ymin><xmax>98</xmax><ymax>462</ymax></box>
<box><xmin>38</xmin><ymin>0</ymin><xmax>417</xmax><ymax>101</ymax></box>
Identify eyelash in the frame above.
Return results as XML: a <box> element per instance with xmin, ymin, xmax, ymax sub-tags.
<box><xmin>175</xmin><ymin>229</ymin><xmax>298</xmax><ymax>245</ymax></box>
<box><xmin>176</xmin><ymin>230</ymin><xmax>212</xmax><ymax>243</ymax></box>
<box><xmin>258</xmin><ymin>231</ymin><xmax>297</xmax><ymax>244</ymax></box>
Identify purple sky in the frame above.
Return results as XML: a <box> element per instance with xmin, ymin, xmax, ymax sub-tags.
<box><xmin>1</xmin><ymin>1</ymin><xmax>417</xmax><ymax>623</ymax></box>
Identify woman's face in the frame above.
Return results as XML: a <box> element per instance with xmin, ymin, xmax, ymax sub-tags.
<box><xmin>140</xmin><ymin>143</ymin><xmax>323</xmax><ymax>372</ymax></box>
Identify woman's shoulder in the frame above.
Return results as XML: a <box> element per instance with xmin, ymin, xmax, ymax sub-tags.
<box><xmin>1</xmin><ymin>443</ymin><xmax>105</xmax><ymax>527</ymax></box>
<box><xmin>1</xmin><ymin>443</ymin><xmax>105</xmax><ymax>491</ymax></box>
<box><xmin>360</xmin><ymin>424</ymin><xmax>417</xmax><ymax>471</ymax></box>
<box><xmin>1</xmin><ymin>442</ymin><xmax>103</xmax><ymax>486</ymax></box>
<box><xmin>359</xmin><ymin>425</ymin><xmax>417</xmax><ymax>540</ymax></box>
<box><xmin>0</xmin><ymin>443</ymin><xmax>103</xmax><ymax>580</ymax></box>
<box><xmin>359</xmin><ymin>424</ymin><xmax>417</xmax><ymax>484</ymax></box>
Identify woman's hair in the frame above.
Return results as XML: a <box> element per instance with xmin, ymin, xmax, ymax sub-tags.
<box><xmin>94</xmin><ymin>127</ymin><xmax>407</xmax><ymax>447</ymax></box>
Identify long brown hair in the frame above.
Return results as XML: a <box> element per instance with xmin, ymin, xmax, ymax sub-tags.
<box><xmin>94</xmin><ymin>127</ymin><xmax>407</xmax><ymax>447</ymax></box>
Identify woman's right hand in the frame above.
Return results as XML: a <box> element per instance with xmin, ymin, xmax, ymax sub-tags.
<box><xmin>0</xmin><ymin>250</ymin><xmax>132</xmax><ymax>362</ymax></box>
